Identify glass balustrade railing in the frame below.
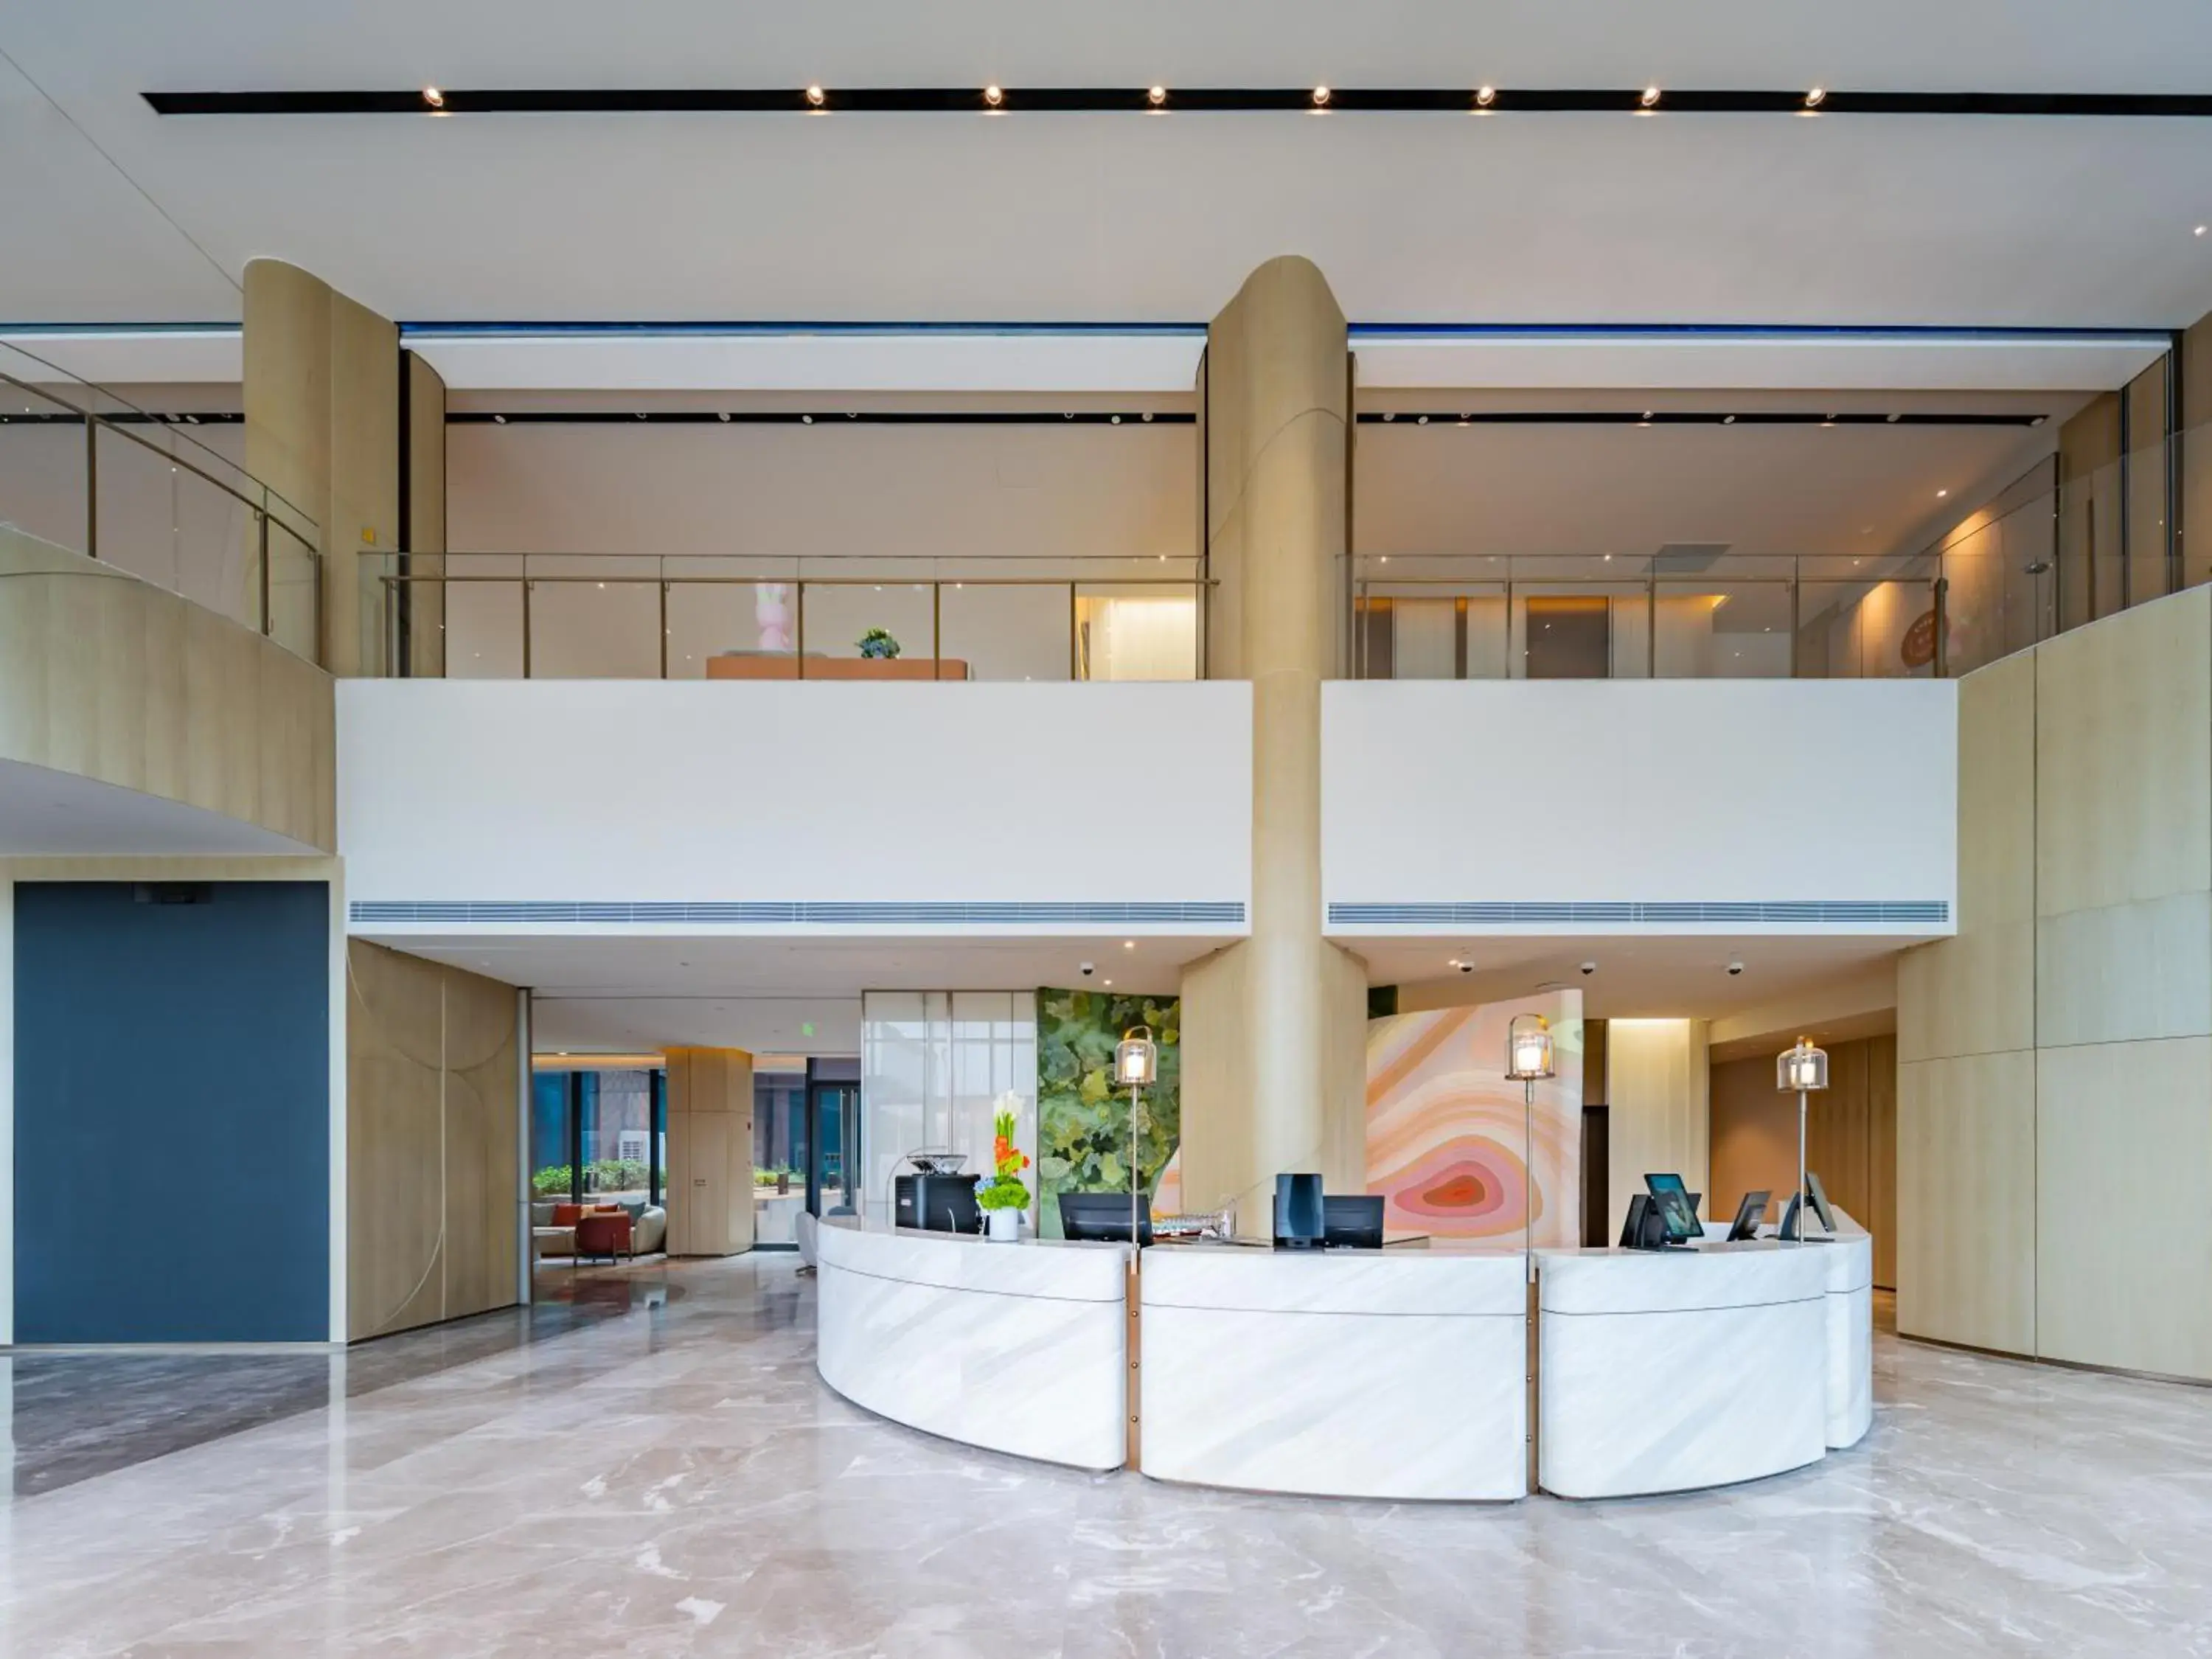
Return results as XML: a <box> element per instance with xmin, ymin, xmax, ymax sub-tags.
<box><xmin>1353</xmin><ymin>437</ymin><xmax>2197</xmax><ymax>681</ymax></box>
<box><xmin>361</xmin><ymin>552</ymin><xmax>1209</xmax><ymax>683</ymax></box>
<box><xmin>0</xmin><ymin>341</ymin><xmax>320</xmax><ymax>664</ymax></box>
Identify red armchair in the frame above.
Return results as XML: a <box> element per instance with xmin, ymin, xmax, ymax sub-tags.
<box><xmin>574</xmin><ymin>1210</ymin><xmax>633</xmax><ymax>1263</ymax></box>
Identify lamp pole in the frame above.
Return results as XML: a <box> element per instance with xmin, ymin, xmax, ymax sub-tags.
<box><xmin>1506</xmin><ymin>1012</ymin><xmax>1557</xmax><ymax>1284</ymax></box>
<box><xmin>1776</xmin><ymin>1037</ymin><xmax>1829</xmax><ymax>1239</ymax></box>
<box><xmin>1129</xmin><ymin>1079</ymin><xmax>1144</xmax><ymax>1245</ymax></box>
<box><xmin>1114</xmin><ymin>1026</ymin><xmax>1159</xmax><ymax>1248</ymax></box>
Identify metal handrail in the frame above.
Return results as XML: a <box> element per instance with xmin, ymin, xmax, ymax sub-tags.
<box><xmin>0</xmin><ymin>361</ymin><xmax>323</xmax><ymax>660</ymax></box>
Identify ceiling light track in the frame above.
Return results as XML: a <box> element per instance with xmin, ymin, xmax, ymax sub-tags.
<box><xmin>1358</xmin><ymin>410</ymin><xmax>2049</xmax><ymax>428</ymax></box>
<box><xmin>142</xmin><ymin>87</ymin><xmax>2212</xmax><ymax>118</ymax></box>
<box><xmin>448</xmin><ymin>409</ymin><xmax>1194</xmax><ymax>426</ymax></box>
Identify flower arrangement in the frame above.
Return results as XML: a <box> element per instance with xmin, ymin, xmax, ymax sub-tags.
<box><xmin>976</xmin><ymin>1093</ymin><xmax>1032</xmax><ymax>1213</ymax></box>
<box><xmin>857</xmin><ymin>627</ymin><xmax>902</xmax><ymax>659</ymax></box>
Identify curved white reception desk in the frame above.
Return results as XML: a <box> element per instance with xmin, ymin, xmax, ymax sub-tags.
<box><xmin>1537</xmin><ymin>1242</ymin><xmax>1829</xmax><ymax>1499</ymax></box>
<box><xmin>815</xmin><ymin>1218</ymin><xmax>1133</xmax><ymax>1471</ymax></box>
<box><xmin>1140</xmin><ymin>1244</ymin><xmax>1528</xmax><ymax>1500</ymax></box>
<box><xmin>813</xmin><ymin>1221</ymin><xmax>1873</xmax><ymax>1503</ymax></box>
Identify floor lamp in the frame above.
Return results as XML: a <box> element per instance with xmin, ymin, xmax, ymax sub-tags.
<box><xmin>1506</xmin><ymin>1013</ymin><xmax>1556</xmax><ymax>1281</ymax></box>
<box><xmin>1776</xmin><ymin>1037</ymin><xmax>1829</xmax><ymax>1237</ymax></box>
<box><xmin>1115</xmin><ymin>1026</ymin><xmax>1158</xmax><ymax>1245</ymax></box>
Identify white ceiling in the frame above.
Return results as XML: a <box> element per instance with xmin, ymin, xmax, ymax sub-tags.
<box><xmin>4</xmin><ymin>2</ymin><xmax>2211</xmax><ymax>330</ymax></box>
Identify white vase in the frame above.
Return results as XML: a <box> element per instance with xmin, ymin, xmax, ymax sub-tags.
<box><xmin>986</xmin><ymin>1207</ymin><xmax>1021</xmax><ymax>1242</ymax></box>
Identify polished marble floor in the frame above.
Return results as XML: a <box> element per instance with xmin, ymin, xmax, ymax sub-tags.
<box><xmin>2</xmin><ymin>1257</ymin><xmax>2210</xmax><ymax>1657</ymax></box>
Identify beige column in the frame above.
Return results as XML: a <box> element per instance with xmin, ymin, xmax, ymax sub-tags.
<box><xmin>665</xmin><ymin>1046</ymin><xmax>757</xmax><ymax>1256</ymax></box>
<box><xmin>243</xmin><ymin>259</ymin><xmax>400</xmax><ymax>675</ymax></box>
<box><xmin>403</xmin><ymin>351</ymin><xmax>448</xmax><ymax>676</ymax></box>
<box><xmin>1178</xmin><ymin>257</ymin><xmax>1368</xmax><ymax>1222</ymax></box>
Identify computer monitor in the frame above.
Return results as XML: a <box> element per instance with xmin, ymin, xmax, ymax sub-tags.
<box><xmin>1643</xmin><ymin>1173</ymin><xmax>1701</xmax><ymax>1243</ymax></box>
<box><xmin>1727</xmin><ymin>1190</ymin><xmax>1770</xmax><ymax>1242</ymax></box>
<box><xmin>1805</xmin><ymin>1171</ymin><xmax>1837</xmax><ymax>1234</ymax></box>
<box><xmin>1273</xmin><ymin>1172</ymin><xmax>1326</xmax><ymax>1249</ymax></box>
<box><xmin>1321</xmin><ymin>1194</ymin><xmax>1384</xmax><ymax>1250</ymax></box>
<box><xmin>1058</xmin><ymin>1191</ymin><xmax>1151</xmax><ymax>1245</ymax></box>
<box><xmin>1618</xmin><ymin>1193</ymin><xmax>1653</xmax><ymax>1249</ymax></box>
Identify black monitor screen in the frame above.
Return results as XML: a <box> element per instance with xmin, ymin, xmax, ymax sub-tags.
<box><xmin>1058</xmin><ymin>1192</ymin><xmax>1150</xmax><ymax>1244</ymax></box>
<box><xmin>1806</xmin><ymin>1171</ymin><xmax>1837</xmax><ymax>1234</ymax></box>
<box><xmin>1728</xmin><ymin>1190</ymin><xmax>1770</xmax><ymax>1242</ymax></box>
<box><xmin>1321</xmin><ymin>1194</ymin><xmax>1384</xmax><ymax>1249</ymax></box>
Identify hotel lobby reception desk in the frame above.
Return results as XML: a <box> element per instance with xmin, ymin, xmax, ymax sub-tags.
<box><xmin>1536</xmin><ymin>1242</ymin><xmax>1832</xmax><ymax>1499</ymax></box>
<box><xmin>815</xmin><ymin>1218</ymin><xmax>1133</xmax><ymax>1471</ymax></box>
<box><xmin>815</xmin><ymin>1220</ymin><xmax>1872</xmax><ymax>1503</ymax></box>
<box><xmin>1140</xmin><ymin>1245</ymin><xmax>1529</xmax><ymax>1500</ymax></box>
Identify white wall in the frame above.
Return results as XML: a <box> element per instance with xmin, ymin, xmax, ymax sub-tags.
<box><xmin>1322</xmin><ymin>679</ymin><xmax>1956</xmax><ymax>930</ymax></box>
<box><xmin>338</xmin><ymin>680</ymin><xmax>1251</xmax><ymax>924</ymax></box>
<box><xmin>1604</xmin><ymin>1018</ymin><xmax>1711</xmax><ymax>1232</ymax></box>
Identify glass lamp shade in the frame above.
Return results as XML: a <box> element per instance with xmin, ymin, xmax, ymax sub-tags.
<box><xmin>1114</xmin><ymin>1026</ymin><xmax>1158</xmax><ymax>1088</ymax></box>
<box><xmin>1506</xmin><ymin>1012</ymin><xmax>1556</xmax><ymax>1080</ymax></box>
<box><xmin>1777</xmin><ymin>1037</ymin><xmax>1829</xmax><ymax>1093</ymax></box>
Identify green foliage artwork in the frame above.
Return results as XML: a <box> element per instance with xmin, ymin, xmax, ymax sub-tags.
<box><xmin>1037</xmin><ymin>987</ymin><xmax>1180</xmax><ymax>1237</ymax></box>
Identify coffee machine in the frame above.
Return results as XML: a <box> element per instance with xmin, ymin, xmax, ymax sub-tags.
<box><xmin>894</xmin><ymin>1150</ymin><xmax>981</xmax><ymax>1233</ymax></box>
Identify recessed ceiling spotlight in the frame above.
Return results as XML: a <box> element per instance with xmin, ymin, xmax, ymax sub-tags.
<box><xmin>1124</xmin><ymin>939</ymin><xmax>1136</xmax><ymax>949</ymax></box>
<box><xmin>1141</xmin><ymin>411</ymin><xmax>1154</xmax><ymax>421</ymax></box>
<box><xmin>1102</xmin><ymin>978</ymin><xmax>1113</xmax><ymax>987</ymax></box>
<box><xmin>2197</xmin><ymin>224</ymin><xmax>2208</xmax><ymax>237</ymax></box>
<box><xmin>1382</xmin><ymin>411</ymin><xmax>1395</xmax><ymax>421</ymax></box>
<box><xmin>1722</xmin><ymin>414</ymin><xmax>1736</xmax><ymax>425</ymax></box>
<box><xmin>493</xmin><ymin>414</ymin><xmax>506</xmax><ymax>425</ymax></box>
<box><xmin>1416</xmin><ymin>414</ymin><xmax>1429</xmax><ymax>425</ymax></box>
<box><xmin>1886</xmin><ymin>411</ymin><xmax>1902</xmax><ymax>422</ymax></box>
<box><xmin>2029</xmin><ymin>414</ymin><xmax>2045</xmax><ymax>426</ymax></box>
<box><xmin>421</xmin><ymin>85</ymin><xmax>445</xmax><ymax>109</ymax></box>
<box><xmin>1110</xmin><ymin>414</ymin><xmax>1121</xmax><ymax>424</ymax></box>
<box><xmin>717</xmin><ymin>411</ymin><xmax>731</xmax><ymax>422</ymax></box>
<box><xmin>1804</xmin><ymin>86</ymin><xmax>1826</xmax><ymax>108</ymax></box>
<box><xmin>983</xmin><ymin>83</ymin><xmax>1004</xmax><ymax>107</ymax></box>
<box><xmin>1148</xmin><ymin>85</ymin><xmax>1167</xmax><ymax>106</ymax></box>
<box><xmin>805</xmin><ymin>84</ymin><xmax>826</xmax><ymax>107</ymax></box>
<box><xmin>1640</xmin><ymin>84</ymin><xmax>1661</xmax><ymax>108</ymax></box>
<box><xmin>801</xmin><ymin>414</ymin><xmax>813</xmax><ymax>424</ymax></box>
<box><xmin>1936</xmin><ymin>487</ymin><xmax>1949</xmax><ymax>498</ymax></box>
<box><xmin>1475</xmin><ymin>85</ymin><xmax>1497</xmax><ymax>107</ymax></box>
<box><xmin>1312</xmin><ymin>84</ymin><xmax>1332</xmax><ymax>107</ymax></box>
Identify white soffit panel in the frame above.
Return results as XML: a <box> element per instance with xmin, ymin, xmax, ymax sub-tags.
<box><xmin>1351</xmin><ymin>330</ymin><xmax>2174</xmax><ymax>392</ymax></box>
<box><xmin>3</xmin><ymin>325</ymin><xmax>2173</xmax><ymax>395</ymax></box>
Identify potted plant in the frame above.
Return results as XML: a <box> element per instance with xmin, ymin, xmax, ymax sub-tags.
<box><xmin>857</xmin><ymin>626</ymin><xmax>902</xmax><ymax>660</ymax></box>
<box><xmin>976</xmin><ymin>1096</ymin><xmax>1031</xmax><ymax>1242</ymax></box>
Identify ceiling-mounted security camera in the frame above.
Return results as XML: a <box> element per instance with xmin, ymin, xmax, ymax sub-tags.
<box><xmin>1579</xmin><ymin>961</ymin><xmax>1598</xmax><ymax>976</ymax></box>
<box><xmin>1727</xmin><ymin>957</ymin><xmax>1745</xmax><ymax>976</ymax></box>
<box><xmin>1079</xmin><ymin>961</ymin><xmax>1096</xmax><ymax>977</ymax></box>
<box><xmin>1458</xmin><ymin>961</ymin><xmax>1475</xmax><ymax>974</ymax></box>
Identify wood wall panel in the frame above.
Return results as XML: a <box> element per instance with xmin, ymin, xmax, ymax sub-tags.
<box><xmin>0</xmin><ymin>555</ymin><xmax>335</xmax><ymax>849</ymax></box>
<box><xmin>2034</xmin><ymin>585</ymin><xmax>2212</xmax><ymax>916</ymax></box>
<box><xmin>666</xmin><ymin>1046</ymin><xmax>755</xmax><ymax>1256</ymax></box>
<box><xmin>1896</xmin><ymin>1050</ymin><xmax>2037</xmax><ymax>1354</ymax></box>
<box><xmin>2037</xmin><ymin>1037</ymin><xmax>2212</xmax><ymax>1380</ymax></box>
<box><xmin>1868</xmin><ymin>1034</ymin><xmax>1898</xmax><ymax>1290</ymax></box>
<box><xmin>346</xmin><ymin>940</ymin><xmax>520</xmax><ymax>1340</ymax></box>
<box><xmin>2037</xmin><ymin>891</ymin><xmax>2212</xmax><ymax>1049</ymax></box>
<box><xmin>1711</xmin><ymin>1034</ymin><xmax>1896</xmax><ymax>1285</ymax></box>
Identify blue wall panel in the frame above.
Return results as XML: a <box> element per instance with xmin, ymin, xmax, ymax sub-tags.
<box><xmin>13</xmin><ymin>882</ymin><xmax>329</xmax><ymax>1342</ymax></box>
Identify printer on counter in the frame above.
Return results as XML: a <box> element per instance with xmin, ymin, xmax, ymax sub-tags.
<box><xmin>894</xmin><ymin>1150</ymin><xmax>981</xmax><ymax>1234</ymax></box>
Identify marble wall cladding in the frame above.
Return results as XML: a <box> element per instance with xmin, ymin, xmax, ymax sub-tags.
<box><xmin>815</xmin><ymin>1260</ymin><xmax>1127</xmax><ymax>1471</ymax></box>
<box><xmin>1365</xmin><ymin>992</ymin><xmax>1582</xmax><ymax>1245</ymax></box>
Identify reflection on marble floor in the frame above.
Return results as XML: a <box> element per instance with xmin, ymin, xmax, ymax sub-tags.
<box><xmin>2</xmin><ymin>1262</ymin><xmax>672</xmax><ymax>1497</ymax></box>
<box><xmin>3</xmin><ymin>1258</ymin><xmax>2210</xmax><ymax>1657</ymax></box>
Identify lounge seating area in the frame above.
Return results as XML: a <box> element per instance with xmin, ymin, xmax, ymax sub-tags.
<box><xmin>530</xmin><ymin>1199</ymin><xmax>668</xmax><ymax>1265</ymax></box>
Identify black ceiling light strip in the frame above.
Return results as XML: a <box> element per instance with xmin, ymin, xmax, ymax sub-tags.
<box><xmin>1358</xmin><ymin>410</ymin><xmax>2048</xmax><ymax>428</ymax></box>
<box><xmin>448</xmin><ymin>409</ymin><xmax>1193</xmax><ymax>425</ymax></box>
<box><xmin>0</xmin><ymin>410</ymin><xmax>240</xmax><ymax>425</ymax></box>
<box><xmin>143</xmin><ymin>86</ymin><xmax>2212</xmax><ymax>119</ymax></box>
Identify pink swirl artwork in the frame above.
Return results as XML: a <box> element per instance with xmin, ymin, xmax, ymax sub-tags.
<box><xmin>1366</xmin><ymin>995</ymin><xmax>1582</xmax><ymax>1245</ymax></box>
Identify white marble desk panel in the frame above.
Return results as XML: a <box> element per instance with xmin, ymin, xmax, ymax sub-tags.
<box><xmin>815</xmin><ymin>1218</ymin><xmax>1132</xmax><ymax>1471</ymax></box>
<box><xmin>1537</xmin><ymin>1242</ymin><xmax>1828</xmax><ymax>1499</ymax></box>
<box><xmin>1139</xmin><ymin>1243</ymin><xmax>1529</xmax><ymax>1501</ymax></box>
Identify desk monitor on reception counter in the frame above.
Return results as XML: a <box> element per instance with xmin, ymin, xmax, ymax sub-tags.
<box><xmin>1644</xmin><ymin>1174</ymin><xmax>1702</xmax><ymax>1243</ymax></box>
<box><xmin>1321</xmin><ymin>1194</ymin><xmax>1384</xmax><ymax>1249</ymax></box>
<box><xmin>1060</xmin><ymin>1190</ymin><xmax>1152</xmax><ymax>1244</ymax></box>
<box><xmin>1728</xmin><ymin>1190</ymin><xmax>1770</xmax><ymax>1242</ymax></box>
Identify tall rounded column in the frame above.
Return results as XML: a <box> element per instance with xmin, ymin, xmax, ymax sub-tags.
<box><xmin>1178</xmin><ymin>257</ymin><xmax>1368</xmax><ymax>1222</ymax></box>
